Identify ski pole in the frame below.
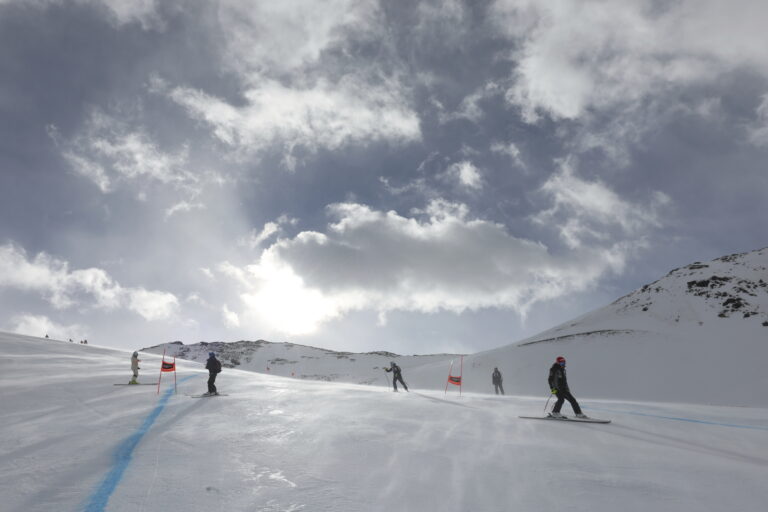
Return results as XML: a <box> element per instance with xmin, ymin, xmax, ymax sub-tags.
<box><xmin>543</xmin><ymin>393</ymin><xmax>554</xmax><ymax>414</ymax></box>
<box><xmin>384</xmin><ymin>370</ymin><xmax>390</xmax><ymax>388</ymax></box>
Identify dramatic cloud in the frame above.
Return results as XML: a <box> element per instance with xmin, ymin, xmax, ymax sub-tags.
<box><xmin>51</xmin><ymin>110</ymin><xmax>193</xmax><ymax>193</ymax></box>
<box><xmin>217</xmin><ymin>194</ymin><xmax>651</xmax><ymax>336</ymax></box>
<box><xmin>493</xmin><ymin>0</ymin><xmax>768</xmax><ymax>122</ymax></box>
<box><xmin>0</xmin><ymin>243</ymin><xmax>179</xmax><ymax>321</ymax></box>
<box><xmin>532</xmin><ymin>160</ymin><xmax>670</xmax><ymax>249</ymax></box>
<box><xmin>154</xmin><ymin>77</ymin><xmax>421</xmax><ymax>167</ymax></box>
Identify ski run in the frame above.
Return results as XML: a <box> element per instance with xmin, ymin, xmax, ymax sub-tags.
<box><xmin>3</xmin><ymin>332</ymin><xmax>768</xmax><ymax>512</ymax></box>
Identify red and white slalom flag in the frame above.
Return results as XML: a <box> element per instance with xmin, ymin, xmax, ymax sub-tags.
<box><xmin>447</xmin><ymin>375</ymin><xmax>462</xmax><ymax>385</ymax></box>
<box><xmin>444</xmin><ymin>356</ymin><xmax>464</xmax><ymax>396</ymax></box>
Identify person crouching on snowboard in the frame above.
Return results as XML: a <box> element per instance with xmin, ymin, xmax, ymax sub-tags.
<box><xmin>205</xmin><ymin>352</ymin><xmax>222</xmax><ymax>396</ymax></box>
<box><xmin>384</xmin><ymin>361</ymin><xmax>408</xmax><ymax>392</ymax></box>
<box><xmin>129</xmin><ymin>351</ymin><xmax>141</xmax><ymax>384</ymax></box>
<box><xmin>548</xmin><ymin>356</ymin><xmax>587</xmax><ymax>418</ymax></box>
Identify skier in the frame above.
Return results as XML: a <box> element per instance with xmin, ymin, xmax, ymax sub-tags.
<box><xmin>129</xmin><ymin>351</ymin><xmax>141</xmax><ymax>384</ymax></box>
<box><xmin>204</xmin><ymin>352</ymin><xmax>222</xmax><ymax>396</ymax></box>
<box><xmin>384</xmin><ymin>361</ymin><xmax>408</xmax><ymax>392</ymax></box>
<box><xmin>492</xmin><ymin>367</ymin><xmax>504</xmax><ymax>395</ymax></box>
<box><xmin>548</xmin><ymin>356</ymin><xmax>587</xmax><ymax>418</ymax></box>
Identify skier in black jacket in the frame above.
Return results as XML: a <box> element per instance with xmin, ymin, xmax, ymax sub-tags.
<box><xmin>492</xmin><ymin>367</ymin><xmax>504</xmax><ymax>395</ymax></box>
<box><xmin>548</xmin><ymin>356</ymin><xmax>587</xmax><ymax>418</ymax></box>
<box><xmin>384</xmin><ymin>361</ymin><xmax>408</xmax><ymax>392</ymax></box>
<box><xmin>205</xmin><ymin>352</ymin><xmax>222</xmax><ymax>396</ymax></box>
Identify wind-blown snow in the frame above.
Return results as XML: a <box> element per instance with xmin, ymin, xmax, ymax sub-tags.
<box><xmin>2</xmin><ymin>333</ymin><xmax>767</xmax><ymax>512</ymax></box>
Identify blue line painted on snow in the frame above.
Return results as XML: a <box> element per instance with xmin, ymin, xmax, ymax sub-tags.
<box><xmin>83</xmin><ymin>376</ymin><xmax>197</xmax><ymax>512</ymax></box>
<box><xmin>585</xmin><ymin>405</ymin><xmax>768</xmax><ymax>431</ymax></box>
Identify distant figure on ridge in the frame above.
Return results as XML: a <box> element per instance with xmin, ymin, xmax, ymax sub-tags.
<box><xmin>204</xmin><ymin>352</ymin><xmax>222</xmax><ymax>396</ymax></box>
<box><xmin>548</xmin><ymin>356</ymin><xmax>587</xmax><ymax>418</ymax></box>
<box><xmin>129</xmin><ymin>351</ymin><xmax>141</xmax><ymax>384</ymax></box>
<box><xmin>492</xmin><ymin>367</ymin><xmax>504</xmax><ymax>395</ymax></box>
<box><xmin>384</xmin><ymin>361</ymin><xmax>408</xmax><ymax>392</ymax></box>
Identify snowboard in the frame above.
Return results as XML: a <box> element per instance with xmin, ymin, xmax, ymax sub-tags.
<box><xmin>519</xmin><ymin>415</ymin><xmax>611</xmax><ymax>424</ymax></box>
<box><xmin>114</xmin><ymin>383</ymin><xmax>158</xmax><ymax>385</ymax></box>
<box><xmin>190</xmin><ymin>393</ymin><xmax>229</xmax><ymax>398</ymax></box>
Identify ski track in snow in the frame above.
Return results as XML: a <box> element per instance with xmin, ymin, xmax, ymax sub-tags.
<box><xmin>2</xmin><ymin>334</ymin><xmax>768</xmax><ymax>512</ymax></box>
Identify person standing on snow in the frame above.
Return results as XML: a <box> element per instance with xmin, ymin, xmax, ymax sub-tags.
<box><xmin>492</xmin><ymin>367</ymin><xmax>504</xmax><ymax>395</ymax></box>
<box><xmin>384</xmin><ymin>361</ymin><xmax>408</xmax><ymax>392</ymax></box>
<box><xmin>548</xmin><ymin>356</ymin><xmax>587</xmax><ymax>418</ymax></box>
<box><xmin>129</xmin><ymin>351</ymin><xmax>141</xmax><ymax>384</ymax></box>
<box><xmin>205</xmin><ymin>352</ymin><xmax>222</xmax><ymax>396</ymax></box>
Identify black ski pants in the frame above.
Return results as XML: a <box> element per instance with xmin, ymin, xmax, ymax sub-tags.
<box><xmin>494</xmin><ymin>383</ymin><xmax>504</xmax><ymax>395</ymax></box>
<box><xmin>208</xmin><ymin>372</ymin><xmax>218</xmax><ymax>394</ymax></box>
<box><xmin>393</xmin><ymin>374</ymin><xmax>408</xmax><ymax>391</ymax></box>
<box><xmin>552</xmin><ymin>389</ymin><xmax>582</xmax><ymax>415</ymax></box>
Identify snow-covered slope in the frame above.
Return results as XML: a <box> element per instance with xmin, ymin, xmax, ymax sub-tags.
<box><xmin>3</xmin><ymin>332</ymin><xmax>768</xmax><ymax>512</ymax></box>
<box><xmin>406</xmin><ymin>247</ymin><xmax>768</xmax><ymax>406</ymax></box>
<box><xmin>142</xmin><ymin>339</ymin><xmax>457</xmax><ymax>387</ymax></box>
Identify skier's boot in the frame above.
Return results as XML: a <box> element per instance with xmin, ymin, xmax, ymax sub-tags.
<box><xmin>575</xmin><ymin>413</ymin><xmax>589</xmax><ymax>419</ymax></box>
<box><xmin>548</xmin><ymin>412</ymin><xmax>564</xmax><ymax>418</ymax></box>
<box><xmin>128</xmin><ymin>379</ymin><xmax>138</xmax><ymax>385</ymax></box>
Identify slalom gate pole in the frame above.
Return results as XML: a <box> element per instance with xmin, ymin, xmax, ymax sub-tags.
<box><xmin>157</xmin><ymin>346</ymin><xmax>166</xmax><ymax>395</ymax></box>
<box><xmin>543</xmin><ymin>393</ymin><xmax>554</xmax><ymax>414</ymax></box>
<box><xmin>173</xmin><ymin>356</ymin><xmax>177</xmax><ymax>394</ymax></box>
<box><xmin>384</xmin><ymin>370</ymin><xmax>390</xmax><ymax>389</ymax></box>
<box><xmin>444</xmin><ymin>360</ymin><xmax>454</xmax><ymax>395</ymax></box>
<box><xmin>459</xmin><ymin>356</ymin><xmax>463</xmax><ymax>397</ymax></box>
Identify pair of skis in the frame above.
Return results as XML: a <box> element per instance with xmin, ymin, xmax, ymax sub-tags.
<box><xmin>519</xmin><ymin>414</ymin><xmax>610</xmax><ymax>424</ymax></box>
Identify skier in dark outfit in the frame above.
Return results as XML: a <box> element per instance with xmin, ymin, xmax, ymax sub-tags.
<box><xmin>205</xmin><ymin>352</ymin><xmax>222</xmax><ymax>396</ymax></box>
<box><xmin>492</xmin><ymin>367</ymin><xmax>504</xmax><ymax>395</ymax></box>
<box><xmin>548</xmin><ymin>356</ymin><xmax>587</xmax><ymax>418</ymax></box>
<box><xmin>384</xmin><ymin>361</ymin><xmax>408</xmax><ymax>392</ymax></box>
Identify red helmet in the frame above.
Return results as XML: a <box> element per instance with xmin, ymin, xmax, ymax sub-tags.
<box><xmin>556</xmin><ymin>356</ymin><xmax>566</xmax><ymax>364</ymax></box>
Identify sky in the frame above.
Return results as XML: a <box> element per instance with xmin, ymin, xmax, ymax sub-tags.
<box><xmin>0</xmin><ymin>0</ymin><xmax>767</xmax><ymax>355</ymax></box>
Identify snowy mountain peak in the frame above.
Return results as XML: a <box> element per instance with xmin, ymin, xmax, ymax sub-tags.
<box><xmin>613</xmin><ymin>246</ymin><xmax>768</xmax><ymax>323</ymax></box>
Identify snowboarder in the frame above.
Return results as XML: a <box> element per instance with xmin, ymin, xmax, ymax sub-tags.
<box><xmin>129</xmin><ymin>351</ymin><xmax>141</xmax><ymax>384</ymax></box>
<box><xmin>205</xmin><ymin>352</ymin><xmax>222</xmax><ymax>396</ymax></box>
<box><xmin>384</xmin><ymin>361</ymin><xmax>408</xmax><ymax>392</ymax></box>
<box><xmin>548</xmin><ymin>356</ymin><xmax>587</xmax><ymax>418</ymax></box>
<box><xmin>492</xmin><ymin>367</ymin><xmax>504</xmax><ymax>395</ymax></box>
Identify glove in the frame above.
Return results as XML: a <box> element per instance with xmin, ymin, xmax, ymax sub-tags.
<box><xmin>551</xmin><ymin>388</ymin><xmax>558</xmax><ymax>394</ymax></box>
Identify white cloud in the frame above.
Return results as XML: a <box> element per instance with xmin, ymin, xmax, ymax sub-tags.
<box><xmin>156</xmin><ymin>77</ymin><xmax>421</xmax><ymax>167</ymax></box>
<box><xmin>532</xmin><ymin>159</ymin><xmax>670</xmax><ymax>249</ymax></box>
<box><xmin>6</xmin><ymin>314</ymin><xmax>86</xmax><ymax>341</ymax></box>
<box><xmin>127</xmin><ymin>289</ymin><xmax>179</xmax><ymax>321</ymax></box>
<box><xmin>221</xmin><ymin>304</ymin><xmax>240</xmax><ymax>328</ymax></box>
<box><xmin>54</xmin><ymin>110</ymin><xmax>193</xmax><ymax>193</ymax></box>
<box><xmin>217</xmin><ymin>0</ymin><xmax>378</xmax><ymax>76</ymax></box>
<box><xmin>446</xmin><ymin>160</ymin><xmax>483</xmax><ymax>190</ymax></box>
<box><xmin>492</xmin><ymin>0</ymin><xmax>768</xmax><ymax>122</ymax></box>
<box><xmin>239</xmin><ymin>215</ymin><xmax>298</xmax><ymax>249</ymax></box>
<box><xmin>748</xmin><ymin>94</ymin><xmax>768</xmax><ymax>147</ymax></box>
<box><xmin>0</xmin><ymin>0</ymin><xmax>166</xmax><ymax>30</ymax></box>
<box><xmin>0</xmin><ymin>242</ymin><xmax>178</xmax><ymax>321</ymax></box>
<box><xmin>165</xmin><ymin>201</ymin><xmax>206</xmax><ymax>219</ymax></box>
<box><xmin>217</xmin><ymin>198</ymin><xmax>650</xmax><ymax>336</ymax></box>
<box><xmin>490</xmin><ymin>141</ymin><xmax>526</xmax><ymax>170</ymax></box>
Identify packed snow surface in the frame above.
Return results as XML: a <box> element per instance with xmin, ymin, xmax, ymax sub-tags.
<box><xmin>3</xmin><ymin>333</ymin><xmax>767</xmax><ymax>512</ymax></box>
